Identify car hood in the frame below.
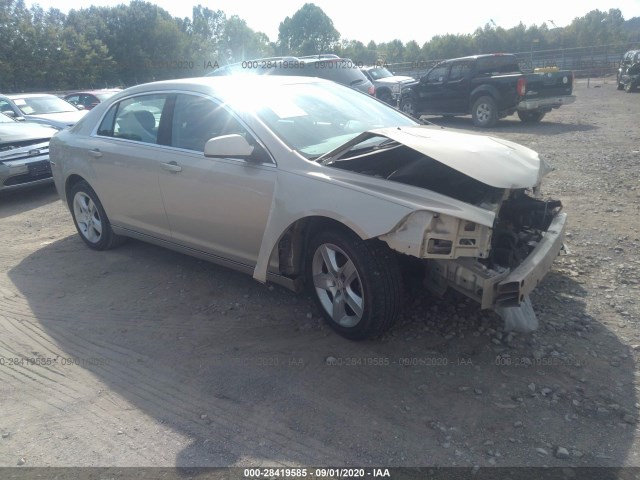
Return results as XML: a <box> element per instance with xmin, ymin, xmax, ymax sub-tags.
<box><xmin>26</xmin><ymin>110</ymin><xmax>87</xmax><ymax>128</ymax></box>
<box><xmin>364</xmin><ymin>126</ymin><xmax>550</xmax><ymax>188</ymax></box>
<box><xmin>0</xmin><ymin>122</ymin><xmax>55</xmax><ymax>144</ymax></box>
<box><xmin>376</xmin><ymin>76</ymin><xmax>415</xmax><ymax>85</ymax></box>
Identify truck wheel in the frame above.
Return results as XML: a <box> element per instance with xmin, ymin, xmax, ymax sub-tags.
<box><xmin>377</xmin><ymin>90</ymin><xmax>393</xmax><ymax>105</ymax></box>
<box><xmin>306</xmin><ymin>230</ymin><xmax>402</xmax><ymax>340</ymax></box>
<box><xmin>624</xmin><ymin>82</ymin><xmax>635</xmax><ymax>93</ymax></box>
<box><xmin>517</xmin><ymin>111</ymin><xmax>546</xmax><ymax>123</ymax></box>
<box><xmin>617</xmin><ymin>83</ymin><xmax>625</xmax><ymax>90</ymax></box>
<box><xmin>471</xmin><ymin>96</ymin><xmax>498</xmax><ymax>128</ymax></box>
<box><xmin>399</xmin><ymin>96</ymin><xmax>417</xmax><ymax>117</ymax></box>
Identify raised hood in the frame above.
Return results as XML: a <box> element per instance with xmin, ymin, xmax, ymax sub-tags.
<box><xmin>366</xmin><ymin>126</ymin><xmax>548</xmax><ymax>189</ymax></box>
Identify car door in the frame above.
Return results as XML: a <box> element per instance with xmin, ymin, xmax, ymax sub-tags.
<box><xmin>413</xmin><ymin>63</ymin><xmax>450</xmax><ymax>114</ymax></box>
<box><xmin>157</xmin><ymin>93</ymin><xmax>276</xmax><ymax>267</ymax></box>
<box><xmin>89</xmin><ymin>93</ymin><xmax>173</xmax><ymax>239</ymax></box>
<box><xmin>442</xmin><ymin>60</ymin><xmax>473</xmax><ymax>113</ymax></box>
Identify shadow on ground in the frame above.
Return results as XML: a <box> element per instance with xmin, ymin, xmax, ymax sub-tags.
<box><xmin>7</xmin><ymin>234</ymin><xmax>637</xmax><ymax>469</ymax></box>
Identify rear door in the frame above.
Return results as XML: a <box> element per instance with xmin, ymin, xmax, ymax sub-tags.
<box><xmin>88</xmin><ymin>93</ymin><xmax>173</xmax><ymax>239</ymax></box>
<box><xmin>442</xmin><ymin>60</ymin><xmax>473</xmax><ymax>113</ymax></box>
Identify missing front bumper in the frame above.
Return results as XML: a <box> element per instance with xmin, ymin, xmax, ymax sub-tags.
<box><xmin>425</xmin><ymin>212</ymin><xmax>568</xmax><ymax>310</ymax></box>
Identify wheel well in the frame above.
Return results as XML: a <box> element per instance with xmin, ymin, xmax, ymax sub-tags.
<box><xmin>275</xmin><ymin>216</ymin><xmax>363</xmax><ymax>278</ymax></box>
<box><xmin>64</xmin><ymin>174</ymin><xmax>87</xmax><ymax>207</ymax></box>
<box><xmin>469</xmin><ymin>91</ymin><xmax>496</xmax><ymax>110</ymax></box>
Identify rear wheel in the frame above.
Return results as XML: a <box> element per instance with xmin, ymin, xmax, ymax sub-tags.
<box><xmin>70</xmin><ymin>180</ymin><xmax>125</xmax><ymax>250</ymax></box>
<box><xmin>517</xmin><ymin>110</ymin><xmax>546</xmax><ymax>123</ymax></box>
<box><xmin>306</xmin><ymin>230</ymin><xmax>402</xmax><ymax>340</ymax></box>
<box><xmin>471</xmin><ymin>95</ymin><xmax>498</xmax><ymax>128</ymax></box>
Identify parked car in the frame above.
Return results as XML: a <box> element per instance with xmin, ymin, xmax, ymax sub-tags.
<box><xmin>63</xmin><ymin>89</ymin><xmax>122</xmax><ymax>110</ymax></box>
<box><xmin>0</xmin><ymin>112</ymin><xmax>55</xmax><ymax>191</ymax></box>
<box><xmin>207</xmin><ymin>55</ymin><xmax>376</xmax><ymax>96</ymax></box>
<box><xmin>400</xmin><ymin>53</ymin><xmax>575</xmax><ymax>127</ymax></box>
<box><xmin>50</xmin><ymin>75</ymin><xmax>566</xmax><ymax>340</ymax></box>
<box><xmin>0</xmin><ymin>93</ymin><xmax>88</xmax><ymax>129</ymax></box>
<box><xmin>360</xmin><ymin>66</ymin><xmax>415</xmax><ymax>105</ymax></box>
<box><xmin>616</xmin><ymin>50</ymin><xmax>640</xmax><ymax>92</ymax></box>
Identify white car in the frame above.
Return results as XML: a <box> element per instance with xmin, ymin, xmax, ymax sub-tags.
<box><xmin>50</xmin><ymin>76</ymin><xmax>566</xmax><ymax>339</ymax></box>
<box><xmin>0</xmin><ymin>93</ymin><xmax>87</xmax><ymax>130</ymax></box>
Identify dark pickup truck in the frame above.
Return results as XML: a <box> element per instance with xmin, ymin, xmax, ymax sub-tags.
<box><xmin>399</xmin><ymin>54</ymin><xmax>575</xmax><ymax>127</ymax></box>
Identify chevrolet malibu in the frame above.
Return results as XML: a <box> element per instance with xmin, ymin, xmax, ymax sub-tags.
<box><xmin>50</xmin><ymin>76</ymin><xmax>567</xmax><ymax>340</ymax></box>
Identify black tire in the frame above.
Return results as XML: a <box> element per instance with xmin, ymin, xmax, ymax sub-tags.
<box><xmin>471</xmin><ymin>95</ymin><xmax>498</xmax><ymax>128</ymax></box>
<box><xmin>305</xmin><ymin>229</ymin><xmax>402</xmax><ymax>340</ymax></box>
<box><xmin>617</xmin><ymin>83</ymin><xmax>625</xmax><ymax>90</ymax></box>
<box><xmin>517</xmin><ymin>110</ymin><xmax>546</xmax><ymax>123</ymax></box>
<box><xmin>399</xmin><ymin>95</ymin><xmax>417</xmax><ymax>117</ymax></box>
<box><xmin>624</xmin><ymin>82</ymin><xmax>634</xmax><ymax>93</ymax></box>
<box><xmin>69</xmin><ymin>180</ymin><xmax>125</xmax><ymax>250</ymax></box>
<box><xmin>377</xmin><ymin>90</ymin><xmax>394</xmax><ymax>105</ymax></box>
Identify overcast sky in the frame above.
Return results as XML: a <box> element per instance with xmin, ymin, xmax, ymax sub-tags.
<box><xmin>25</xmin><ymin>0</ymin><xmax>640</xmax><ymax>44</ymax></box>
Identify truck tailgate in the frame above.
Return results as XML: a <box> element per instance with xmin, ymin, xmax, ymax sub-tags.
<box><xmin>523</xmin><ymin>71</ymin><xmax>573</xmax><ymax>98</ymax></box>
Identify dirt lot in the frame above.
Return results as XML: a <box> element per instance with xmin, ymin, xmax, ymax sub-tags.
<box><xmin>0</xmin><ymin>78</ymin><xmax>639</xmax><ymax>472</ymax></box>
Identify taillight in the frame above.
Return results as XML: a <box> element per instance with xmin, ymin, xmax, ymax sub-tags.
<box><xmin>369</xmin><ymin>85</ymin><xmax>376</xmax><ymax>95</ymax></box>
<box><xmin>517</xmin><ymin>77</ymin><xmax>526</xmax><ymax>96</ymax></box>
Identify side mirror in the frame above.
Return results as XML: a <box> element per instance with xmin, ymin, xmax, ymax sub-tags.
<box><xmin>204</xmin><ymin>134</ymin><xmax>255</xmax><ymax>159</ymax></box>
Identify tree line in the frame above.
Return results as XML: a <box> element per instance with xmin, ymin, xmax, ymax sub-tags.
<box><xmin>0</xmin><ymin>0</ymin><xmax>637</xmax><ymax>92</ymax></box>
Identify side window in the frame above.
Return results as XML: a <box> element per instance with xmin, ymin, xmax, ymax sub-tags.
<box><xmin>448</xmin><ymin>62</ymin><xmax>472</xmax><ymax>82</ymax></box>
<box><xmin>0</xmin><ymin>99</ymin><xmax>13</xmax><ymax>114</ymax></box>
<box><xmin>66</xmin><ymin>95</ymin><xmax>80</xmax><ymax>106</ymax></box>
<box><xmin>98</xmin><ymin>94</ymin><xmax>167</xmax><ymax>144</ymax></box>
<box><xmin>425</xmin><ymin>65</ymin><xmax>448</xmax><ymax>84</ymax></box>
<box><xmin>171</xmin><ymin>94</ymin><xmax>249</xmax><ymax>153</ymax></box>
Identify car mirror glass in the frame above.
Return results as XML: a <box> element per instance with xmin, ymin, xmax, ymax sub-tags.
<box><xmin>204</xmin><ymin>134</ymin><xmax>254</xmax><ymax>159</ymax></box>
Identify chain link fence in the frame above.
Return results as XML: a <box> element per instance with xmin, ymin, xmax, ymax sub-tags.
<box><xmin>386</xmin><ymin>42</ymin><xmax>639</xmax><ymax>79</ymax></box>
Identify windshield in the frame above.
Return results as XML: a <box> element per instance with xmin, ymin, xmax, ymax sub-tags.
<box><xmin>11</xmin><ymin>96</ymin><xmax>79</xmax><ymax>115</ymax></box>
<box><xmin>367</xmin><ymin>68</ymin><xmax>393</xmax><ymax>80</ymax></box>
<box><xmin>232</xmin><ymin>81</ymin><xmax>416</xmax><ymax>159</ymax></box>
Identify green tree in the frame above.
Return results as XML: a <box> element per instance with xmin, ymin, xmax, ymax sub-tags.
<box><xmin>218</xmin><ymin>15</ymin><xmax>273</xmax><ymax>63</ymax></box>
<box><xmin>277</xmin><ymin>3</ymin><xmax>339</xmax><ymax>55</ymax></box>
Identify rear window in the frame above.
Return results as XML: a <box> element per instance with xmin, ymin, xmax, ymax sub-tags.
<box><xmin>476</xmin><ymin>56</ymin><xmax>520</xmax><ymax>75</ymax></box>
<box><xmin>311</xmin><ymin>60</ymin><xmax>367</xmax><ymax>86</ymax></box>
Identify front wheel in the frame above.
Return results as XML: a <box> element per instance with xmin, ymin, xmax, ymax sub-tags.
<box><xmin>517</xmin><ymin>110</ymin><xmax>546</xmax><ymax>123</ymax></box>
<box><xmin>399</xmin><ymin>95</ymin><xmax>417</xmax><ymax>117</ymax></box>
<box><xmin>624</xmin><ymin>82</ymin><xmax>635</xmax><ymax>93</ymax></box>
<box><xmin>306</xmin><ymin>230</ymin><xmax>402</xmax><ymax>340</ymax></box>
<box><xmin>377</xmin><ymin>90</ymin><xmax>394</xmax><ymax>105</ymax></box>
<box><xmin>471</xmin><ymin>95</ymin><xmax>498</xmax><ymax>128</ymax></box>
<box><xmin>70</xmin><ymin>180</ymin><xmax>125</xmax><ymax>250</ymax></box>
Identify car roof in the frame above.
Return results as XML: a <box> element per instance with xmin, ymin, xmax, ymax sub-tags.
<box><xmin>6</xmin><ymin>93</ymin><xmax>59</xmax><ymax>99</ymax></box>
<box><xmin>65</xmin><ymin>89</ymin><xmax>122</xmax><ymax>95</ymax></box>
<box><xmin>440</xmin><ymin>53</ymin><xmax>517</xmax><ymax>62</ymax></box>
<box><xmin>112</xmin><ymin>75</ymin><xmax>328</xmax><ymax>100</ymax></box>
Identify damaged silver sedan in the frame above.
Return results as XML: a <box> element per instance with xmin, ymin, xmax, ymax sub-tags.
<box><xmin>50</xmin><ymin>76</ymin><xmax>566</xmax><ymax>340</ymax></box>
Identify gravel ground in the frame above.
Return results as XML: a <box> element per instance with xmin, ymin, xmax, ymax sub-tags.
<box><xmin>0</xmin><ymin>78</ymin><xmax>639</xmax><ymax>471</ymax></box>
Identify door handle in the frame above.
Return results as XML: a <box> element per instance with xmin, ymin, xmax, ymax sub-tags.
<box><xmin>161</xmin><ymin>161</ymin><xmax>182</xmax><ymax>173</ymax></box>
<box><xmin>88</xmin><ymin>148</ymin><xmax>102</xmax><ymax>158</ymax></box>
